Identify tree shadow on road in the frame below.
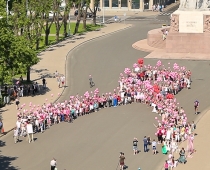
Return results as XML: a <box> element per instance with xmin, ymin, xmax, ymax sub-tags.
<box><xmin>0</xmin><ymin>140</ymin><xmax>19</xmax><ymax>170</ymax></box>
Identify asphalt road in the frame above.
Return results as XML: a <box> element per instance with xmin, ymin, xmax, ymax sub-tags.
<box><xmin>1</xmin><ymin>19</ymin><xmax>210</xmax><ymax>170</ymax></box>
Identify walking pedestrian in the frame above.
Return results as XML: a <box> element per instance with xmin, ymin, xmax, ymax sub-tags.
<box><xmin>143</xmin><ymin>136</ymin><xmax>148</xmax><ymax>152</ymax></box>
<box><xmin>133</xmin><ymin>137</ymin><xmax>138</xmax><ymax>155</ymax></box>
<box><xmin>57</xmin><ymin>76</ymin><xmax>61</xmax><ymax>88</ymax></box>
<box><xmin>26</xmin><ymin>120</ymin><xmax>34</xmax><ymax>143</ymax></box>
<box><xmin>119</xmin><ymin>152</ymin><xmax>125</xmax><ymax>170</ymax></box>
<box><xmin>54</xmin><ymin>70</ymin><xmax>58</xmax><ymax>78</ymax></box>
<box><xmin>152</xmin><ymin>139</ymin><xmax>157</xmax><ymax>154</ymax></box>
<box><xmin>42</xmin><ymin>77</ymin><xmax>46</xmax><ymax>89</ymax></box>
<box><xmin>13</xmin><ymin>127</ymin><xmax>19</xmax><ymax>143</ymax></box>
<box><xmin>50</xmin><ymin>158</ymin><xmax>57</xmax><ymax>170</ymax></box>
<box><xmin>0</xmin><ymin>119</ymin><xmax>3</xmax><ymax>134</ymax></box>
<box><xmin>164</xmin><ymin>160</ymin><xmax>169</xmax><ymax>170</ymax></box>
<box><xmin>15</xmin><ymin>98</ymin><xmax>20</xmax><ymax>110</ymax></box>
<box><xmin>60</xmin><ymin>75</ymin><xmax>65</xmax><ymax>88</ymax></box>
<box><xmin>194</xmin><ymin>100</ymin><xmax>199</xmax><ymax>114</ymax></box>
<box><xmin>89</xmin><ymin>75</ymin><xmax>95</xmax><ymax>88</ymax></box>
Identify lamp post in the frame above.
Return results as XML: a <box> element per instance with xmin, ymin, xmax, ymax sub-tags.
<box><xmin>102</xmin><ymin>0</ymin><xmax>105</xmax><ymax>23</ymax></box>
<box><xmin>68</xmin><ymin>12</ymin><xmax>71</xmax><ymax>36</ymax></box>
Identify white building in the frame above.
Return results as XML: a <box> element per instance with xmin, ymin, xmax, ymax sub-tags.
<box><xmin>89</xmin><ymin>0</ymin><xmax>174</xmax><ymax>11</ymax></box>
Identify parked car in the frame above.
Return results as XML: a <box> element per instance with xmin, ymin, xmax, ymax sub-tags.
<box><xmin>74</xmin><ymin>10</ymin><xmax>93</xmax><ymax>18</ymax></box>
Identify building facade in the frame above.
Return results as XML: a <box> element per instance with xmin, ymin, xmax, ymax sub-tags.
<box><xmin>90</xmin><ymin>0</ymin><xmax>175</xmax><ymax>11</ymax></box>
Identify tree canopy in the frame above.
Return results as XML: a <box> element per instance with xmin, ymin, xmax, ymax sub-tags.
<box><xmin>0</xmin><ymin>14</ymin><xmax>38</xmax><ymax>84</ymax></box>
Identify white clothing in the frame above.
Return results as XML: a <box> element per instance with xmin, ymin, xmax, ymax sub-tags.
<box><xmin>50</xmin><ymin>160</ymin><xmax>56</xmax><ymax>166</ymax></box>
<box><xmin>151</xmin><ymin>103</ymin><xmax>157</xmax><ymax>113</ymax></box>
<box><xmin>14</xmin><ymin>129</ymin><xmax>19</xmax><ymax>137</ymax></box>
<box><xmin>134</xmin><ymin>67</ymin><xmax>140</xmax><ymax>72</ymax></box>
<box><xmin>166</xmin><ymin>130</ymin><xmax>171</xmax><ymax>140</ymax></box>
<box><xmin>16</xmin><ymin>121</ymin><xmax>21</xmax><ymax>128</ymax></box>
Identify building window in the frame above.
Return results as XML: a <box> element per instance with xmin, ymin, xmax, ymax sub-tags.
<box><xmin>112</xmin><ymin>0</ymin><xmax>118</xmax><ymax>7</ymax></box>
<box><xmin>131</xmin><ymin>0</ymin><xmax>140</xmax><ymax>9</ymax></box>
<box><xmin>121</xmin><ymin>0</ymin><xmax>128</xmax><ymax>7</ymax></box>
<box><xmin>104</xmin><ymin>0</ymin><xmax>109</xmax><ymax>7</ymax></box>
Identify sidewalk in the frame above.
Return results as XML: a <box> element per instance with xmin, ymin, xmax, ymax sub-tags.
<box><xmin>0</xmin><ymin>23</ymin><xmax>132</xmax><ymax>136</ymax></box>
<box><xmin>174</xmin><ymin>108</ymin><xmax>210</xmax><ymax>170</ymax></box>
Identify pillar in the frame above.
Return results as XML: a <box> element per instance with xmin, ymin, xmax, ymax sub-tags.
<box><xmin>128</xmin><ymin>0</ymin><xmax>131</xmax><ymax>10</ymax></box>
<box><xmin>119</xmin><ymin>0</ymin><xmax>121</xmax><ymax>9</ymax></box>
<box><xmin>100</xmin><ymin>0</ymin><xmax>103</xmax><ymax>9</ymax></box>
<box><xmin>149</xmin><ymin>0</ymin><xmax>153</xmax><ymax>10</ymax></box>
<box><xmin>140</xmin><ymin>0</ymin><xmax>144</xmax><ymax>11</ymax></box>
<box><xmin>109</xmin><ymin>0</ymin><xmax>112</xmax><ymax>8</ymax></box>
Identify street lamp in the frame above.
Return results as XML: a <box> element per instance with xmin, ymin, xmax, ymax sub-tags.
<box><xmin>102</xmin><ymin>0</ymin><xmax>105</xmax><ymax>23</ymax></box>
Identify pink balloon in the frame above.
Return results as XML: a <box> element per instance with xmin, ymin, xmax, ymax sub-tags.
<box><xmin>155</xmin><ymin>117</ymin><xmax>158</xmax><ymax>120</ymax></box>
<box><xmin>155</xmin><ymin>133</ymin><xmax>157</xmax><ymax>136</ymax></box>
<box><xmin>51</xmin><ymin>94</ymin><xmax>54</xmax><ymax>97</ymax></box>
<box><xmin>46</xmin><ymin>99</ymin><xmax>48</xmax><ymax>101</ymax></box>
<box><xmin>58</xmin><ymin>93</ymin><xmax>60</xmax><ymax>96</ymax></box>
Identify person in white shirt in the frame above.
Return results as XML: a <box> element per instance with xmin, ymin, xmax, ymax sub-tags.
<box><xmin>152</xmin><ymin>139</ymin><xmax>157</xmax><ymax>154</ymax></box>
<box><xmin>26</xmin><ymin>121</ymin><xmax>34</xmax><ymax>143</ymax></box>
<box><xmin>16</xmin><ymin>119</ymin><xmax>21</xmax><ymax>134</ymax></box>
<box><xmin>60</xmin><ymin>76</ymin><xmax>65</xmax><ymax>87</ymax></box>
<box><xmin>13</xmin><ymin>127</ymin><xmax>19</xmax><ymax>143</ymax></box>
<box><xmin>50</xmin><ymin>158</ymin><xmax>56</xmax><ymax>170</ymax></box>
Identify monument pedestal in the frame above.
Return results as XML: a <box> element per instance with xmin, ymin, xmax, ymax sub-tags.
<box><xmin>166</xmin><ymin>10</ymin><xmax>210</xmax><ymax>53</ymax></box>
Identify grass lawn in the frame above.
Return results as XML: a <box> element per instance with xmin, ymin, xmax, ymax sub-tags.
<box><xmin>39</xmin><ymin>36</ymin><xmax>65</xmax><ymax>50</ymax></box>
<box><xmin>39</xmin><ymin>22</ymin><xmax>101</xmax><ymax>50</ymax></box>
<box><xmin>42</xmin><ymin>22</ymin><xmax>101</xmax><ymax>35</ymax></box>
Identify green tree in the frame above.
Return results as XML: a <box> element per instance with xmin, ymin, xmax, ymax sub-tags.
<box><xmin>38</xmin><ymin>0</ymin><xmax>55</xmax><ymax>46</ymax></box>
<box><xmin>54</xmin><ymin>0</ymin><xmax>63</xmax><ymax>42</ymax></box>
<box><xmin>0</xmin><ymin>19</ymin><xmax>38</xmax><ymax>84</ymax></box>
<box><xmin>73</xmin><ymin>2</ymin><xmax>81</xmax><ymax>34</ymax></box>
<box><xmin>63</xmin><ymin>0</ymin><xmax>71</xmax><ymax>37</ymax></box>
<box><xmin>10</xmin><ymin>0</ymin><xmax>42</xmax><ymax>81</ymax></box>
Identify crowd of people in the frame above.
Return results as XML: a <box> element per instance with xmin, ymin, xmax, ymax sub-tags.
<box><xmin>13</xmin><ymin>59</ymin><xmax>195</xmax><ymax>169</ymax></box>
<box><xmin>2</xmin><ymin>75</ymin><xmax>47</xmax><ymax>106</ymax></box>
<box><xmin>152</xmin><ymin>4</ymin><xmax>165</xmax><ymax>12</ymax></box>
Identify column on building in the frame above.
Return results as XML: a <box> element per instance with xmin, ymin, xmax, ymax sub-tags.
<box><xmin>100</xmin><ymin>0</ymin><xmax>103</xmax><ymax>9</ymax></box>
<box><xmin>149</xmin><ymin>0</ymin><xmax>154</xmax><ymax>10</ymax></box>
<box><xmin>127</xmin><ymin>0</ymin><xmax>132</xmax><ymax>10</ymax></box>
<box><xmin>109</xmin><ymin>0</ymin><xmax>112</xmax><ymax>8</ymax></box>
<box><xmin>119</xmin><ymin>0</ymin><xmax>121</xmax><ymax>8</ymax></box>
<box><xmin>139</xmin><ymin>0</ymin><xmax>144</xmax><ymax>11</ymax></box>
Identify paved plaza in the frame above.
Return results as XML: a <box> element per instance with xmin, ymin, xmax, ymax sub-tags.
<box><xmin>1</xmin><ymin>7</ymin><xmax>210</xmax><ymax>170</ymax></box>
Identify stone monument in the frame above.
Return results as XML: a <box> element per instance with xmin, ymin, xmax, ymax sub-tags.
<box><xmin>166</xmin><ymin>0</ymin><xmax>210</xmax><ymax>53</ymax></box>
